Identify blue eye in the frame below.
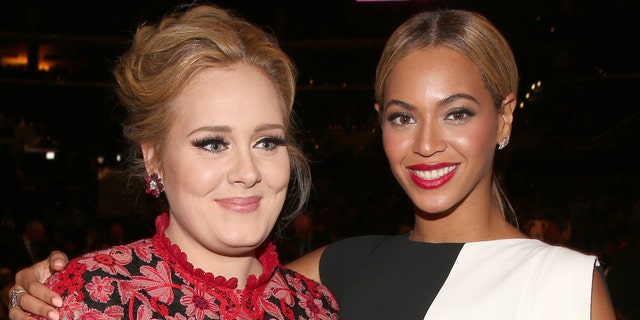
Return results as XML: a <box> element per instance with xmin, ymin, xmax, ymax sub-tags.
<box><xmin>192</xmin><ymin>137</ymin><xmax>228</xmax><ymax>153</ymax></box>
<box><xmin>256</xmin><ymin>136</ymin><xmax>287</xmax><ymax>151</ymax></box>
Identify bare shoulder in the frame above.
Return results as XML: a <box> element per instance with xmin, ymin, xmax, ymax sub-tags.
<box><xmin>284</xmin><ymin>246</ymin><xmax>327</xmax><ymax>283</ymax></box>
<box><xmin>591</xmin><ymin>268</ymin><xmax>616</xmax><ymax>320</ymax></box>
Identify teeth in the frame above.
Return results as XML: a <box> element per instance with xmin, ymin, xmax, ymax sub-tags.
<box><xmin>412</xmin><ymin>165</ymin><xmax>457</xmax><ymax>180</ymax></box>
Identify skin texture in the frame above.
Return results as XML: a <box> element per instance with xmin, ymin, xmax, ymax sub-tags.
<box><xmin>144</xmin><ymin>64</ymin><xmax>290</xmax><ymax>283</ymax></box>
<box><xmin>9</xmin><ymin>23</ymin><xmax>616</xmax><ymax>320</ymax></box>
<box><xmin>9</xmin><ymin>45</ymin><xmax>616</xmax><ymax>320</ymax></box>
<box><xmin>377</xmin><ymin>47</ymin><xmax>521</xmax><ymax>243</ymax></box>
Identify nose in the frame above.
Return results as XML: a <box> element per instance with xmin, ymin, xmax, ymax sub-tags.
<box><xmin>227</xmin><ymin>150</ymin><xmax>262</xmax><ymax>187</ymax></box>
<box><xmin>413</xmin><ymin>122</ymin><xmax>446</xmax><ymax>157</ymax></box>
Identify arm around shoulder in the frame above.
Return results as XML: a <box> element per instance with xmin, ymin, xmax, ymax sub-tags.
<box><xmin>8</xmin><ymin>251</ymin><xmax>68</xmax><ymax>320</ymax></box>
<box><xmin>284</xmin><ymin>245</ymin><xmax>327</xmax><ymax>283</ymax></box>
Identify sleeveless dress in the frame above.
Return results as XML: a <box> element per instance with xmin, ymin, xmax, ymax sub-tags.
<box><xmin>320</xmin><ymin>234</ymin><xmax>599</xmax><ymax>319</ymax></box>
<box><xmin>37</xmin><ymin>213</ymin><xmax>339</xmax><ymax>320</ymax></box>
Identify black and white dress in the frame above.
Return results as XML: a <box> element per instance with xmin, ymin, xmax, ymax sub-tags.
<box><xmin>320</xmin><ymin>234</ymin><xmax>598</xmax><ymax>319</ymax></box>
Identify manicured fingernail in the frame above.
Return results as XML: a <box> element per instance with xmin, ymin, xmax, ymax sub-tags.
<box><xmin>47</xmin><ymin>310</ymin><xmax>60</xmax><ymax>320</ymax></box>
<box><xmin>52</xmin><ymin>296</ymin><xmax>62</xmax><ymax>307</ymax></box>
<box><xmin>52</xmin><ymin>259</ymin><xmax>65</xmax><ymax>269</ymax></box>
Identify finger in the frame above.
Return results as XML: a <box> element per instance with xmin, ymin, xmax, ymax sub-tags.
<box><xmin>14</xmin><ymin>266</ymin><xmax>62</xmax><ymax>320</ymax></box>
<box><xmin>9</xmin><ymin>290</ymin><xmax>60</xmax><ymax>320</ymax></box>
<box><xmin>15</xmin><ymin>252</ymin><xmax>65</xmax><ymax>306</ymax></box>
<box><xmin>23</xmin><ymin>281</ymin><xmax>62</xmax><ymax>307</ymax></box>
<box><xmin>7</xmin><ymin>288</ymin><xmax>32</xmax><ymax>320</ymax></box>
<box><xmin>16</xmin><ymin>267</ymin><xmax>62</xmax><ymax>306</ymax></box>
<box><xmin>47</xmin><ymin>251</ymin><xmax>69</xmax><ymax>272</ymax></box>
<box><xmin>8</xmin><ymin>302</ymin><xmax>37</xmax><ymax>320</ymax></box>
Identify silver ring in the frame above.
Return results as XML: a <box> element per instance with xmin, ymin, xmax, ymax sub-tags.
<box><xmin>10</xmin><ymin>289</ymin><xmax>27</xmax><ymax>308</ymax></box>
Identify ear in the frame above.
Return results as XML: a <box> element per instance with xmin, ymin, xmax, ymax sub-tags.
<box><xmin>141</xmin><ymin>143</ymin><xmax>158</xmax><ymax>175</ymax></box>
<box><xmin>374</xmin><ymin>103</ymin><xmax>382</xmax><ymax>114</ymax></box>
<box><xmin>497</xmin><ymin>93</ymin><xmax>516</xmax><ymax>143</ymax></box>
<box><xmin>374</xmin><ymin>103</ymin><xmax>383</xmax><ymax>129</ymax></box>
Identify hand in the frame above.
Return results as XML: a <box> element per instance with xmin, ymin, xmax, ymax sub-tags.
<box><xmin>8</xmin><ymin>251</ymin><xmax>69</xmax><ymax>320</ymax></box>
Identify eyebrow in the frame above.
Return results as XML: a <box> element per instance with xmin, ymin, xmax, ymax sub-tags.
<box><xmin>440</xmin><ymin>93</ymin><xmax>479</xmax><ymax>106</ymax></box>
<box><xmin>255</xmin><ymin>123</ymin><xmax>286</xmax><ymax>132</ymax></box>
<box><xmin>384</xmin><ymin>93</ymin><xmax>479</xmax><ymax>111</ymax></box>
<box><xmin>188</xmin><ymin>123</ymin><xmax>285</xmax><ymax>137</ymax></box>
<box><xmin>188</xmin><ymin>125</ymin><xmax>230</xmax><ymax>136</ymax></box>
<box><xmin>385</xmin><ymin>99</ymin><xmax>415</xmax><ymax>111</ymax></box>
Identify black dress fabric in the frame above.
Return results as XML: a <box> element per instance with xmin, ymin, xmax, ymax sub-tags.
<box><xmin>320</xmin><ymin>234</ymin><xmax>463</xmax><ymax>319</ymax></box>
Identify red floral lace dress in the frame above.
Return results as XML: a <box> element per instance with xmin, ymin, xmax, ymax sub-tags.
<box><xmin>36</xmin><ymin>213</ymin><xmax>339</xmax><ymax>319</ymax></box>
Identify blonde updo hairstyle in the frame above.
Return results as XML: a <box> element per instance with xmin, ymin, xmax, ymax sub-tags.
<box><xmin>374</xmin><ymin>10</ymin><xmax>520</xmax><ymax>227</ymax></box>
<box><xmin>114</xmin><ymin>3</ymin><xmax>310</xmax><ymax>228</ymax></box>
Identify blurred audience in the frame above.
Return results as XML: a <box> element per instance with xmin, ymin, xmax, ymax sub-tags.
<box><xmin>1</xmin><ymin>217</ymin><xmax>51</xmax><ymax>273</ymax></box>
<box><xmin>606</xmin><ymin>219</ymin><xmax>639</xmax><ymax>320</ymax></box>
<box><xmin>0</xmin><ymin>267</ymin><xmax>11</xmax><ymax>320</ymax></box>
<box><xmin>277</xmin><ymin>212</ymin><xmax>333</xmax><ymax>263</ymax></box>
<box><xmin>523</xmin><ymin>217</ymin><xmax>571</xmax><ymax>246</ymax></box>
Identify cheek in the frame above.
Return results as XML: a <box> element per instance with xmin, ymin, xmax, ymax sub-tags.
<box><xmin>451</xmin><ymin>121</ymin><xmax>497</xmax><ymax>158</ymax></box>
<box><xmin>164</xmin><ymin>156</ymin><xmax>225</xmax><ymax>195</ymax></box>
<box><xmin>381</xmin><ymin>128</ymin><xmax>410</xmax><ymax>163</ymax></box>
<box><xmin>381</xmin><ymin>130</ymin><xmax>397</xmax><ymax>160</ymax></box>
<box><xmin>260</xmin><ymin>154</ymin><xmax>291</xmax><ymax>191</ymax></box>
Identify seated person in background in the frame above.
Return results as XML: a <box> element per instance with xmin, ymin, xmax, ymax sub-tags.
<box><xmin>276</xmin><ymin>212</ymin><xmax>333</xmax><ymax>263</ymax></box>
<box><xmin>524</xmin><ymin>217</ymin><xmax>571</xmax><ymax>246</ymax></box>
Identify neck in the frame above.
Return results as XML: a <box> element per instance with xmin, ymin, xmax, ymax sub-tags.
<box><xmin>163</xmin><ymin>222</ymin><xmax>263</xmax><ymax>289</ymax></box>
<box><xmin>409</xmin><ymin>204</ymin><xmax>525</xmax><ymax>243</ymax></box>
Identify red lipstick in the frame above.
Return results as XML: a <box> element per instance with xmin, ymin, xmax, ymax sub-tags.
<box><xmin>407</xmin><ymin>163</ymin><xmax>459</xmax><ymax>189</ymax></box>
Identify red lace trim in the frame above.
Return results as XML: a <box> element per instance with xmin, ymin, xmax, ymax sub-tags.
<box><xmin>151</xmin><ymin>213</ymin><xmax>279</xmax><ymax>290</ymax></box>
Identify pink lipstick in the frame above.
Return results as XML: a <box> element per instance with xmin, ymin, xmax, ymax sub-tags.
<box><xmin>216</xmin><ymin>196</ymin><xmax>261</xmax><ymax>213</ymax></box>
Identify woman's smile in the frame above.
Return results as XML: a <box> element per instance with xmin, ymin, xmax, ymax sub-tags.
<box><xmin>216</xmin><ymin>196</ymin><xmax>262</xmax><ymax>213</ymax></box>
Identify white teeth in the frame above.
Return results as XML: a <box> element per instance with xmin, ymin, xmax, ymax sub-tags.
<box><xmin>412</xmin><ymin>165</ymin><xmax>457</xmax><ymax>180</ymax></box>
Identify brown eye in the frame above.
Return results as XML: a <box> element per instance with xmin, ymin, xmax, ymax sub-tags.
<box><xmin>387</xmin><ymin>112</ymin><xmax>415</xmax><ymax>127</ymax></box>
<box><xmin>399</xmin><ymin>115</ymin><xmax>413</xmax><ymax>125</ymax></box>
<box><xmin>445</xmin><ymin>108</ymin><xmax>475</xmax><ymax>123</ymax></box>
<box><xmin>450</xmin><ymin>111</ymin><xmax>466</xmax><ymax>121</ymax></box>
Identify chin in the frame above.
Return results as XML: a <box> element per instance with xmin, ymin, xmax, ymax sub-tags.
<box><xmin>223</xmin><ymin>234</ymin><xmax>268</xmax><ymax>250</ymax></box>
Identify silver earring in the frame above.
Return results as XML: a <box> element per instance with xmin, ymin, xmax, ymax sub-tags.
<box><xmin>498</xmin><ymin>136</ymin><xmax>510</xmax><ymax>150</ymax></box>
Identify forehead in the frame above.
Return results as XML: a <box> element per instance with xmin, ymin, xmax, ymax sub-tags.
<box><xmin>384</xmin><ymin>47</ymin><xmax>487</xmax><ymax>102</ymax></box>
<box><xmin>170</xmin><ymin>64</ymin><xmax>286</xmax><ymax>132</ymax></box>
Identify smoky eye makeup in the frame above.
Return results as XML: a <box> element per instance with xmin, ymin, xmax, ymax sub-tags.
<box><xmin>255</xmin><ymin>135</ymin><xmax>287</xmax><ymax>151</ymax></box>
<box><xmin>386</xmin><ymin>112</ymin><xmax>415</xmax><ymax>126</ymax></box>
<box><xmin>192</xmin><ymin>136</ymin><xmax>228</xmax><ymax>153</ymax></box>
<box><xmin>445</xmin><ymin>107</ymin><xmax>476</xmax><ymax>122</ymax></box>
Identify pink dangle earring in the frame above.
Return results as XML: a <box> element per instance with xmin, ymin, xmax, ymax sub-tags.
<box><xmin>145</xmin><ymin>173</ymin><xmax>164</xmax><ymax>197</ymax></box>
